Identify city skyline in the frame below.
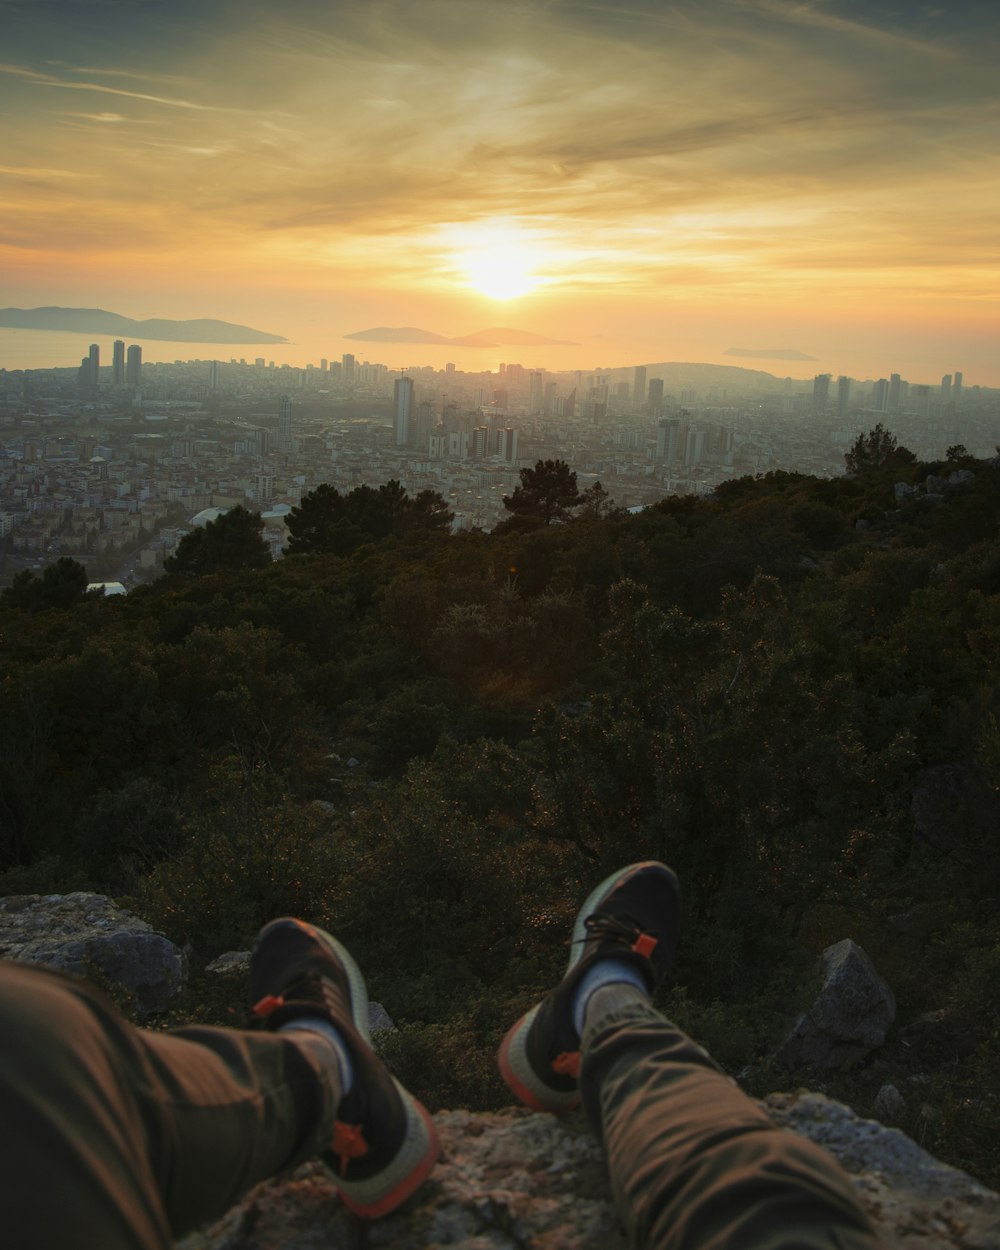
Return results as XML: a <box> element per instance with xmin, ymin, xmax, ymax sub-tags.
<box><xmin>3</xmin><ymin>1</ymin><xmax>999</xmax><ymax>385</ymax></box>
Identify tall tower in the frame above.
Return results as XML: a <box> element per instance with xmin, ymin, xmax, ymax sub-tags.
<box><xmin>812</xmin><ymin>373</ymin><xmax>831</xmax><ymax>412</ymax></box>
<box><xmin>342</xmin><ymin>353</ymin><xmax>356</xmax><ymax>385</ymax></box>
<box><xmin>888</xmin><ymin>373</ymin><xmax>901</xmax><ymax>409</ymax></box>
<box><xmin>528</xmin><ymin>371</ymin><xmax>544</xmax><ymax>415</ymax></box>
<box><xmin>88</xmin><ymin>343</ymin><xmax>100</xmax><ymax>388</ymax></box>
<box><xmin>277</xmin><ymin>395</ymin><xmax>293</xmax><ymax>450</ymax></box>
<box><xmin>394</xmin><ymin>376</ymin><xmax>414</xmax><ymax>446</ymax></box>
<box><xmin>837</xmin><ymin>375</ymin><xmax>851</xmax><ymax>417</ymax></box>
<box><xmin>112</xmin><ymin>339</ymin><xmax>125</xmax><ymax>385</ymax></box>
<box><xmin>126</xmin><ymin>344</ymin><xmax>142</xmax><ymax>387</ymax></box>
<box><xmin>953</xmin><ymin>371</ymin><xmax>963</xmax><ymax>402</ymax></box>
<box><xmin>633</xmin><ymin>365</ymin><xmax>647</xmax><ymax>405</ymax></box>
<box><xmin>647</xmin><ymin>377</ymin><xmax>664</xmax><ymax>414</ymax></box>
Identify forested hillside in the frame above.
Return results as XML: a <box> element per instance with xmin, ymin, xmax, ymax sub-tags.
<box><xmin>2</xmin><ymin>439</ymin><xmax>998</xmax><ymax>1186</ymax></box>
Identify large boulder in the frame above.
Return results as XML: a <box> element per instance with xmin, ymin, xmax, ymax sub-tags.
<box><xmin>0</xmin><ymin>892</ymin><xmax>185</xmax><ymax>1016</ymax></box>
<box><xmin>177</xmin><ymin>1097</ymin><xmax>1000</xmax><ymax>1250</ymax></box>
<box><xmin>778</xmin><ymin>939</ymin><xmax>896</xmax><ymax>1069</ymax></box>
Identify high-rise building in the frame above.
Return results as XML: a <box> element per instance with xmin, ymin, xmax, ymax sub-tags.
<box><xmin>953</xmin><ymin>371</ymin><xmax>963</xmax><ymax>402</ymax></box>
<box><xmin>940</xmin><ymin>373</ymin><xmax>952</xmax><ymax>401</ymax></box>
<box><xmin>837</xmin><ymin>375</ymin><xmax>851</xmax><ymax>417</ymax></box>
<box><xmin>812</xmin><ymin>373</ymin><xmax>831</xmax><ymax>412</ymax></box>
<box><xmin>276</xmin><ymin>394</ymin><xmax>293</xmax><ymax>451</ymax></box>
<box><xmin>497</xmin><ymin>427</ymin><xmax>519</xmax><ymax>462</ymax></box>
<box><xmin>342</xmin><ymin>353</ymin><xmax>356</xmax><ymax>385</ymax></box>
<box><xmin>633</xmin><ymin>366</ymin><xmax>647</xmax><ymax>405</ymax></box>
<box><xmin>888</xmin><ymin>373</ymin><xmax>901</xmax><ymax>409</ymax></box>
<box><xmin>394</xmin><ymin>376</ymin><xmax>414</xmax><ymax>445</ymax></box>
<box><xmin>209</xmin><ymin>360</ymin><xmax>220</xmax><ymax>390</ymax></box>
<box><xmin>647</xmin><ymin>377</ymin><xmax>664</xmax><ymax>413</ymax></box>
<box><xmin>529</xmin><ymin>371</ymin><xmax>544</xmax><ymax>415</ymax></box>
<box><xmin>871</xmin><ymin>379</ymin><xmax>889</xmax><ymax>412</ymax></box>
<box><xmin>126</xmin><ymin>344</ymin><xmax>142</xmax><ymax>387</ymax></box>
<box><xmin>112</xmin><ymin>339</ymin><xmax>125</xmax><ymax>386</ymax></box>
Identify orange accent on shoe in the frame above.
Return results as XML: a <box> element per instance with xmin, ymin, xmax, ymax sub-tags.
<box><xmin>331</xmin><ymin>1120</ymin><xmax>369</xmax><ymax>1175</ymax></box>
<box><xmin>251</xmin><ymin>994</ymin><xmax>286</xmax><ymax>1018</ymax></box>
<box><xmin>631</xmin><ymin>933</ymin><xmax>658</xmax><ymax>959</ymax></box>
<box><xmin>551</xmin><ymin>1050</ymin><xmax>581</xmax><ymax>1079</ymax></box>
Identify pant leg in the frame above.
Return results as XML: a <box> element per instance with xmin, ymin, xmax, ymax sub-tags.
<box><xmin>0</xmin><ymin>961</ymin><xmax>339</xmax><ymax>1249</ymax></box>
<box><xmin>579</xmin><ymin>1000</ymin><xmax>883</xmax><ymax>1250</ymax></box>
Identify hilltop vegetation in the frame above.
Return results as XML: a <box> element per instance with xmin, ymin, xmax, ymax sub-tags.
<box><xmin>1</xmin><ymin>440</ymin><xmax>998</xmax><ymax>1186</ymax></box>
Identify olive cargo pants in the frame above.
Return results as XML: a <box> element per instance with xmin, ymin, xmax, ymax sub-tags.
<box><xmin>0</xmin><ymin>962</ymin><xmax>881</xmax><ymax>1249</ymax></box>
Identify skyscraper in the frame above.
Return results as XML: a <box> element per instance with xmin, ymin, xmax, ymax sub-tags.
<box><xmin>342</xmin><ymin>353</ymin><xmax>356</xmax><ymax>385</ymax></box>
<box><xmin>888</xmin><ymin>373</ymin><xmax>901</xmax><ymax>409</ymax></box>
<box><xmin>871</xmin><ymin>379</ymin><xmax>889</xmax><ymax>412</ymax></box>
<box><xmin>837</xmin><ymin>375</ymin><xmax>851</xmax><ymax>417</ymax></box>
<box><xmin>647</xmin><ymin>377</ymin><xmax>664</xmax><ymax>414</ymax></box>
<box><xmin>112</xmin><ymin>339</ymin><xmax>125</xmax><ymax>386</ymax></box>
<box><xmin>88</xmin><ymin>343</ymin><xmax>100</xmax><ymax>388</ymax></box>
<box><xmin>394</xmin><ymin>376</ymin><xmax>414</xmax><ymax>446</ymax></box>
<box><xmin>529</xmin><ymin>371</ymin><xmax>544</xmax><ymax>415</ymax></box>
<box><xmin>812</xmin><ymin>373</ymin><xmax>831</xmax><ymax>412</ymax></box>
<box><xmin>126</xmin><ymin>344</ymin><xmax>142</xmax><ymax>387</ymax></box>
<box><xmin>953</xmin><ymin>371</ymin><xmax>963</xmax><ymax>402</ymax></box>
<box><xmin>633</xmin><ymin>366</ymin><xmax>647</xmax><ymax>405</ymax></box>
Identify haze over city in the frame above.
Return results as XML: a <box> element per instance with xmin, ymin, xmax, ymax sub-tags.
<box><xmin>3</xmin><ymin>0</ymin><xmax>998</xmax><ymax>385</ymax></box>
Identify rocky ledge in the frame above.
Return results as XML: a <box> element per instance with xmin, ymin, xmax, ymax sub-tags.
<box><xmin>178</xmin><ymin>1094</ymin><xmax>1000</xmax><ymax>1250</ymax></box>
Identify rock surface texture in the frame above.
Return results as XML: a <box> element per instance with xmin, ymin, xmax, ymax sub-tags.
<box><xmin>779</xmin><ymin>938</ymin><xmax>896</xmax><ymax>1068</ymax></box>
<box><xmin>177</xmin><ymin>1095</ymin><xmax>1000</xmax><ymax>1250</ymax></box>
<box><xmin>0</xmin><ymin>892</ymin><xmax>185</xmax><ymax>1016</ymax></box>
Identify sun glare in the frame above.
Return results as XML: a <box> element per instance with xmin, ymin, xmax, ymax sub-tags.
<box><xmin>444</xmin><ymin>221</ymin><xmax>546</xmax><ymax>300</ymax></box>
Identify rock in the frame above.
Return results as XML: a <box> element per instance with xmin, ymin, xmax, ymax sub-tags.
<box><xmin>177</xmin><ymin>1097</ymin><xmax>1000</xmax><ymax>1250</ymax></box>
<box><xmin>948</xmin><ymin>469</ymin><xmax>976</xmax><ymax>486</ymax></box>
<box><xmin>873</xmin><ymin>1083</ymin><xmax>907</xmax><ymax>1121</ymax></box>
<box><xmin>205</xmin><ymin>951</ymin><xmax>251</xmax><ymax>976</ymax></box>
<box><xmin>777</xmin><ymin>939</ymin><xmax>896</xmax><ymax>1069</ymax></box>
<box><xmin>894</xmin><ymin>481</ymin><xmax>916</xmax><ymax>500</ymax></box>
<box><xmin>0</xmin><ymin>892</ymin><xmax>185</xmax><ymax>1016</ymax></box>
<box><xmin>926</xmin><ymin>474</ymin><xmax>947</xmax><ymax>492</ymax></box>
<box><xmin>204</xmin><ymin>951</ymin><xmax>395</xmax><ymax>1032</ymax></box>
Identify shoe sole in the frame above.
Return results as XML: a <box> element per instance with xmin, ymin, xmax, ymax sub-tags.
<box><xmin>307</xmin><ymin>925</ymin><xmax>441</xmax><ymax>1217</ymax></box>
<box><xmin>498</xmin><ymin>862</ymin><xmax>676</xmax><ymax>1114</ymax></box>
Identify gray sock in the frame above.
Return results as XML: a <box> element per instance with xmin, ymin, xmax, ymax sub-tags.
<box><xmin>571</xmin><ymin>959</ymin><xmax>649</xmax><ymax>1036</ymax></box>
<box><xmin>280</xmin><ymin>1020</ymin><xmax>355</xmax><ymax>1092</ymax></box>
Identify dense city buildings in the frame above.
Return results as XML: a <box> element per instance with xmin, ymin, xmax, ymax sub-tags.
<box><xmin>1</xmin><ymin>345</ymin><xmax>996</xmax><ymax>590</ymax></box>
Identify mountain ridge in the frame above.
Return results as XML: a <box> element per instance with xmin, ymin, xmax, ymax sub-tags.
<box><xmin>345</xmin><ymin>325</ymin><xmax>577</xmax><ymax>347</ymax></box>
<box><xmin>0</xmin><ymin>307</ymin><xmax>288</xmax><ymax>344</ymax></box>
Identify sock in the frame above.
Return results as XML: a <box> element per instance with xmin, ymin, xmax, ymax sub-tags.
<box><xmin>280</xmin><ymin>1020</ymin><xmax>355</xmax><ymax>1093</ymax></box>
<box><xmin>571</xmin><ymin>959</ymin><xmax>649</xmax><ymax>1037</ymax></box>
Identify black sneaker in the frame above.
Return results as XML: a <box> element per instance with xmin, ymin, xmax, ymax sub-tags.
<box><xmin>250</xmin><ymin>918</ymin><xmax>438</xmax><ymax>1218</ymax></box>
<box><xmin>498</xmin><ymin>861</ymin><xmax>680</xmax><ymax>1113</ymax></box>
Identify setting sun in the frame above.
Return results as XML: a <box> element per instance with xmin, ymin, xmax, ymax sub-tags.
<box><xmin>445</xmin><ymin>221</ymin><xmax>547</xmax><ymax>300</ymax></box>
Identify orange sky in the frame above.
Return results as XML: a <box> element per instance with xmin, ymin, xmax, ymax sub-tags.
<box><xmin>2</xmin><ymin>1</ymin><xmax>999</xmax><ymax>384</ymax></box>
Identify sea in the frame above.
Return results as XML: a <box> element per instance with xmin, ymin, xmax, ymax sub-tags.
<box><xmin>0</xmin><ymin>327</ymin><xmax>584</xmax><ymax>377</ymax></box>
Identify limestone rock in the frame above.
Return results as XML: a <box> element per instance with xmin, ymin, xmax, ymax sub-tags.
<box><xmin>177</xmin><ymin>1098</ymin><xmax>1000</xmax><ymax>1250</ymax></box>
<box><xmin>0</xmin><ymin>892</ymin><xmax>185</xmax><ymax>1016</ymax></box>
<box><xmin>205</xmin><ymin>950</ymin><xmax>395</xmax><ymax>1032</ymax></box>
<box><xmin>778</xmin><ymin>939</ymin><xmax>896</xmax><ymax>1068</ymax></box>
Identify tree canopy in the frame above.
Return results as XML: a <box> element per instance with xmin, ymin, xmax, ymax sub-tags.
<box><xmin>164</xmin><ymin>506</ymin><xmax>271</xmax><ymax>576</ymax></box>
<box><xmin>284</xmin><ymin>480</ymin><xmax>453</xmax><ymax>554</ymax></box>
<box><xmin>844</xmin><ymin>424</ymin><xmax>916</xmax><ymax>476</ymax></box>
<box><xmin>501</xmin><ymin>459</ymin><xmax>582</xmax><ymax>527</ymax></box>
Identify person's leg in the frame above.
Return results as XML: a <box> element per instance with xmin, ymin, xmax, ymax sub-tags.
<box><xmin>579</xmin><ymin>985</ymin><xmax>882</xmax><ymax>1250</ymax></box>
<box><xmin>1</xmin><ymin>919</ymin><xmax>438</xmax><ymax>1248</ymax></box>
<box><xmin>0</xmin><ymin>960</ymin><xmax>335</xmax><ymax>1249</ymax></box>
<box><xmin>499</xmin><ymin>862</ymin><xmax>883</xmax><ymax>1250</ymax></box>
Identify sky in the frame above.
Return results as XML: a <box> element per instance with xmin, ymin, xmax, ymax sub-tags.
<box><xmin>2</xmin><ymin>0</ymin><xmax>999</xmax><ymax>384</ymax></box>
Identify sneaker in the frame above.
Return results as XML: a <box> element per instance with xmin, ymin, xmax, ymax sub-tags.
<box><xmin>498</xmin><ymin>861</ymin><xmax>680</xmax><ymax>1114</ymax></box>
<box><xmin>250</xmin><ymin>918</ymin><xmax>438</xmax><ymax>1218</ymax></box>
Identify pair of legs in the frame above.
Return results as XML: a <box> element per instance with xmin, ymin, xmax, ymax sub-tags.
<box><xmin>0</xmin><ymin>865</ymin><xmax>883</xmax><ymax>1249</ymax></box>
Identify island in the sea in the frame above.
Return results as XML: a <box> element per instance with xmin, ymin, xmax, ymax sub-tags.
<box><xmin>0</xmin><ymin>307</ymin><xmax>289</xmax><ymax>345</ymax></box>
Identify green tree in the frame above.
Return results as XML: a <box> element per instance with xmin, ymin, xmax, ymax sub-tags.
<box><xmin>1</xmin><ymin>557</ymin><xmax>90</xmax><ymax>612</ymax></box>
<box><xmin>501</xmin><ymin>459</ymin><xmax>581</xmax><ymax>526</ymax></box>
<box><xmin>164</xmin><ymin>507</ymin><xmax>271</xmax><ymax>576</ymax></box>
<box><xmin>844</xmin><ymin>424</ymin><xmax>916</xmax><ymax>476</ymax></box>
<box><xmin>283</xmin><ymin>483</ymin><xmax>347</xmax><ymax>554</ymax></box>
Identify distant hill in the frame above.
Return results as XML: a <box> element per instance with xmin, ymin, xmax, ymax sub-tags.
<box><xmin>0</xmin><ymin>307</ymin><xmax>288</xmax><ymax>344</ymax></box>
<box><xmin>724</xmin><ymin>347</ymin><xmax>817</xmax><ymax>362</ymax></box>
<box><xmin>345</xmin><ymin>325</ymin><xmax>577</xmax><ymax>347</ymax></box>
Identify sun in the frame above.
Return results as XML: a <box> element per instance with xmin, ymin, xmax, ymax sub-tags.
<box><xmin>443</xmin><ymin>220</ymin><xmax>547</xmax><ymax>300</ymax></box>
